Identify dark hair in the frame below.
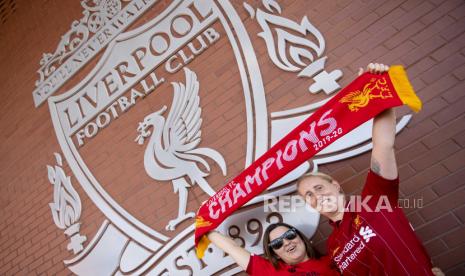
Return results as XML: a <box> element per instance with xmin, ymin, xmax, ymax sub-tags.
<box><xmin>262</xmin><ymin>222</ymin><xmax>317</xmax><ymax>269</ymax></box>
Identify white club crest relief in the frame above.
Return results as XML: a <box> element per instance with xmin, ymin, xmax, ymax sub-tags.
<box><xmin>136</xmin><ymin>68</ymin><xmax>227</xmax><ymax>231</ymax></box>
<box><xmin>39</xmin><ymin>0</ymin><xmax>413</xmax><ymax>275</ymax></box>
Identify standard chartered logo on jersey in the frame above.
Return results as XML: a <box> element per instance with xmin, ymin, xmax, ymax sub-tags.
<box><xmin>333</xmin><ymin>225</ymin><xmax>377</xmax><ymax>272</ymax></box>
<box><xmin>37</xmin><ymin>0</ymin><xmax>412</xmax><ymax>274</ymax></box>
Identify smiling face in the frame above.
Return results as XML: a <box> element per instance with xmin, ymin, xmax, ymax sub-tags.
<box><xmin>297</xmin><ymin>174</ymin><xmax>345</xmax><ymax>219</ymax></box>
<box><xmin>268</xmin><ymin>226</ymin><xmax>309</xmax><ymax>265</ymax></box>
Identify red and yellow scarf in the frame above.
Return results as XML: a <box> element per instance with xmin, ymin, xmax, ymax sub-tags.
<box><xmin>195</xmin><ymin>65</ymin><xmax>421</xmax><ymax>258</ymax></box>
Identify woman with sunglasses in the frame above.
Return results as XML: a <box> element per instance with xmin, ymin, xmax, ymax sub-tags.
<box><xmin>206</xmin><ymin>222</ymin><xmax>340</xmax><ymax>275</ymax></box>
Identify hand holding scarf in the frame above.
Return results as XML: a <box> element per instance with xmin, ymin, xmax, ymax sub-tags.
<box><xmin>195</xmin><ymin>65</ymin><xmax>421</xmax><ymax>258</ymax></box>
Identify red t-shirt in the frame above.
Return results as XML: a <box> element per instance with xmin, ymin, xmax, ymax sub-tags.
<box><xmin>327</xmin><ymin>170</ymin><xmax>433</xmax><ymax>275</ymax></box>
<box><xmin>246</xmin><ymin>254</ymin><xmax>340</xmax><ymax>275</ymax></box>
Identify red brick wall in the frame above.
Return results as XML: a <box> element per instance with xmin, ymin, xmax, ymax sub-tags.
<box><xmin>0</xmin><ymin>0</ymin><xmax>464</xmax><ymax>275</ymax></box>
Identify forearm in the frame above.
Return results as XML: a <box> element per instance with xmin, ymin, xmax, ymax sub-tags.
<box><xmin>207</xmin><ymin>231</ymin><xmax>250</xmax><ymax>270</ymax></box>
<box><xmin>373</xmin><ymin>108</ymin><xmax>396</xmax><ymax>148</ymax></box>
<box><xmin>371</xmin><ymin>108</ymin><xmax>398</xmax><ymax>179</ymax></box>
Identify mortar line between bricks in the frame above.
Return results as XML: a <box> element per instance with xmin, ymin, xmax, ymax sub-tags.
<box><xmin>416</xmin><ymin>187</ymin><xmax>463</xmax><ymax>214</ymax></box>
<box><xmin>450</xmin><ymin>209</ymin><xmax>465</xmax><ymax>226</ymax></box>
<box><xmin>399</xmin><ymin>163</ymin><xmax>417</xmax><ymax>181</ymax></box>
<box><xmin>444</xmin><ymin>260</ymin><xmax>465</xmax><ymax>273</ymax></box>
<box><xmin>374</xmin><ymin>3</ymin><xmax>404</xmax><ymax>18</ymax></box>
<box><xmin>428</xmin><ymin>239</ymin><xmax>456</xmax><ymax>263</ymax></box>
<box><xmin>406</xmin><ymin>56</ymin><xmax>433</xmax><ymax>72</ymax></box>
<box><xmin>451</xmin><ymin>136</ymin><xmax>465</xmax><ymax>148</ymax></box>
<box><xmin>448</xmin><ymin>139</ymin><xmax>462</xmax><ymax>152</ymax></box>
<box><xmin>433</xmin><ymin>224</ymin><xmax>465</xmax><ymax>255</ymax></box>
<box><xmin>417</xmin><ymin>213</ymin><xmax>461</xmax><ymax>238</ymax></box>
<box><xmin>435</xmin><ymin>238</ymin><xmax>449</xmax><ymax>252</ymax></box>
<box><xmin>419</xmin><ymin>198</ymin><xmax>465</xmax><ymax>224</ymax></box>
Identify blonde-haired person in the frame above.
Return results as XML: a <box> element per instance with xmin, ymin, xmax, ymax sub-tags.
<box><xmin>297</xmin><ymin>63</ymin><xmax>439</xmax><ymax>275</ymax></box>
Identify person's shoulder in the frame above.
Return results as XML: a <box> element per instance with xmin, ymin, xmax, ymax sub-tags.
<box><xmin>249</xmin><ymin>254</ymin><xmax>268</xmax><ymax>263</ymax></box>
<box><xmin>246</xmin><ymin>254</ymin><xmax>275</xmax><ymax>274</ymax></box>
<box><xmin>367</xmin><ymin>169</ymin><xmax>399</xmax><ymax>183</ymax></box>
<box><xmin>362</xmin><ymin>169</ymin><xmax>399</xmax><ymax>195</ymax></box>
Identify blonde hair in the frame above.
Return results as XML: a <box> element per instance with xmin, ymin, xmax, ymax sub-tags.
<box><xmin>296</xmin><ymin>172</ymin><xmax>335</xmax><ymax>194</ymax></box>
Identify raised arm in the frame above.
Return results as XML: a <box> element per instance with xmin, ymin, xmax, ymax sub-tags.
<box><xmin>207</xmin><ymin>231</ymin><xmax>251</xmax><ymax>270</ymax></box>
<box><xmin>359</xmin><ymin>63</ymin><xmax>398</xmax><ymax>180</ymax></box>
<box><xmin>371</xmin><ymin>108</ymin><xmax>398</xmax><ymax>179</ymax></box>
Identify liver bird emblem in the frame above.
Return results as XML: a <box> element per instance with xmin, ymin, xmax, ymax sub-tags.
<box><xmin>339</xmin><ymin>78</ymin><xmax>393</xmax><ymax>111</ymax></box>
<box><xmin>135</xmin><ymin>68</ymin><xmax>227</xmax><ymax>230</ymax></box>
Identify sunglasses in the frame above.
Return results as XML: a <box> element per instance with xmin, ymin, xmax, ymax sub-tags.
<box><xmin>268</xmin><ymin>228</ymin><xmax>298</xmax><ymax>250</ymax></box>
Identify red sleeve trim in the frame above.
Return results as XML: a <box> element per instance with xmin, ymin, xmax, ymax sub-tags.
<box><xmin>245</xmin><ymin>254</ymin><xmax>255</xmax><ymax>274</ymax></box>
<box><xmin>246</xmin><ymin>254</ymin><xmax>273</xmax><ymax>274</ymax></box>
